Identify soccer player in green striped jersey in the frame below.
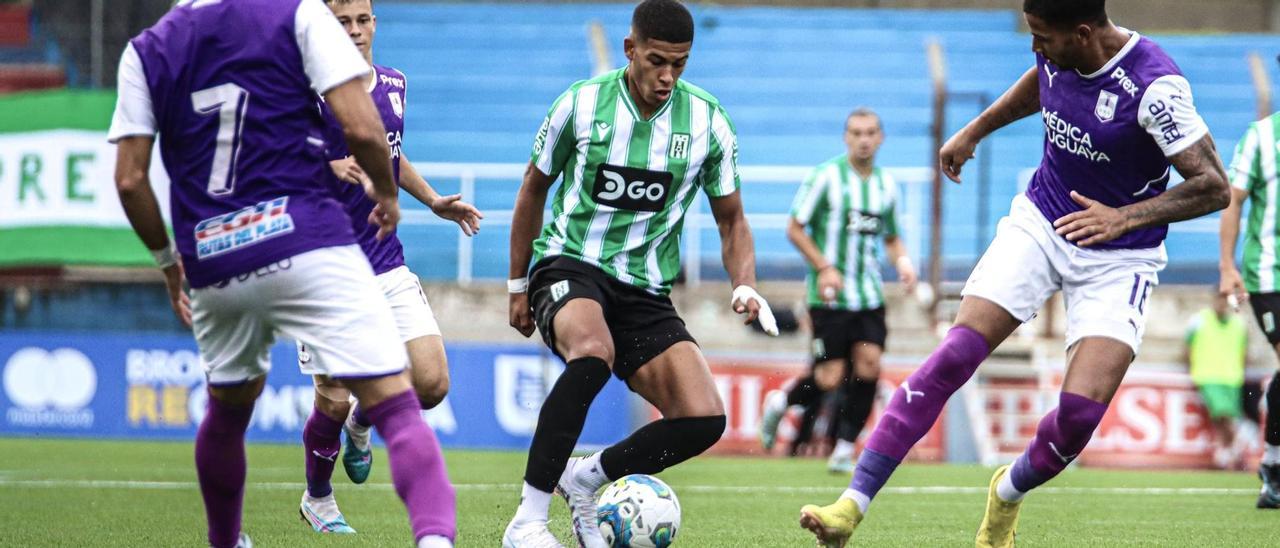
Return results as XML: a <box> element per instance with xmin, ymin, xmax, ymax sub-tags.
<box><xmin>759</xmin><ymin>108</ymin><xmax>917</xmax><ymax>475</ymax></box>
<box><xmin>1218</xmin><ymin>108</ymin><xmax>1280</xmax><ymax>509</ymax></box>
<box><xmin>502</xmin><ymin>2</ymin><xmax>778</xmax><ymax>546</ymax></box>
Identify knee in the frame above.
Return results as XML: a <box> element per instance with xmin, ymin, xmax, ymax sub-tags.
<box><xmin>813</xmin><ymin>360</ymin><xmax>843</xmax><ymax>391</ymax></box>
<box><xmin>565</xmin><ymin>337</ymin><xmax>614</xmax><ymax>366</ymax></box>
<box><xmin>415</xmin><ymin>375</ymin><xmax>449</xmax><ymax>410</ymax></box>
<box><xmin>854</xmin><ymin>360</ymin><xmax>880</xmax><ymax>382</ymax></box>
<box><xmin>314</xmin><ymin>394</ymin><xmax>351</xmax><ymax>422</ymax></box>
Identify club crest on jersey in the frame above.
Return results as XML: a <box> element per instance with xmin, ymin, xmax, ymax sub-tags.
<box><xmin>1095</xmin><ymin>90</ymin><xmax>1119</xmax><ymax>123</ymax></box>
<box><xmin>669</xmin><ymin>134</ymin><xmax>690</xmax><ymax>160</ymax></box>
<box><xmin>388</xmin><ymin>92</ymin><xmax>403</xmax><ymax>118</ymax></box>
<box><xmin>193</xmin><ymin>196</ymin><xmax>295</xmax><ymax>260</ymax></box>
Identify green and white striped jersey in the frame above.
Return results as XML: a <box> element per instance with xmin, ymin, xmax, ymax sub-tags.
<box><xmin>1231</xmin><ymin>112</ymin><xmax>1280</xmax><ymax>293</ymax></box>
<box><xmin>790</xmin><ymin>155</ymin><xmax>899</xmax><ymax>311</ymax></box>
<box><xmin>529</xmin><ymin>68</ymin><xmax>740</xmax><ymax>295</ymax></box>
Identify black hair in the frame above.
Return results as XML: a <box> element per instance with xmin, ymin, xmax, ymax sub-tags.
<box><xmin>1023</xmin><ymin>0</ymin><xmax>1107</xmax><ymax>27</ymax></box>
<box><xmin>632</xmin><ymin>0</ymin><xmax>694</xmax><ymax>44</ymax></box>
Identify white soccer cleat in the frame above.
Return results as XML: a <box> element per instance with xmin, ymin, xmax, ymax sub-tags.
<box><xmin>759</xmin><ymin>389</ymin><xmax>787</xmax><ymax>452</ymax></box>
<box><xmin>556</xmin><ymin>457</ymin><xmax>609</xmax><ymax>548</ymax></box>
<box><xmin>299</xmin><ymin>491</ymin><xmax>356</xmax><ymax>534</ymax></box>
<box><xmin>232</xmin><ymin>532</ymin><xmax>252</xmax><ymax>548</ymax></box>
<box><xmin>501</xmin><ymin>519</ymin><xmax>565</xmax><ymax>548</ymax></box>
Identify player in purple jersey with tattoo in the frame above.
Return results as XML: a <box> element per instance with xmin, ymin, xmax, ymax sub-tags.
<box><xmin>799</xmin><ymin>1</ymin><xmax>1230</xmax><ymax>547</ymax></box>
<box><xmin>296</xmin><ymin>0</ymin><xmax>481</xmax><ymax>535</ymax></box>
<box><xmin>107</xmin><ymin>1</ymin><xmax>455</xmax><ymax>546</ymax></box>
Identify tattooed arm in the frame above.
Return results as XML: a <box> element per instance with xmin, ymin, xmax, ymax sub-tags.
<box><xmin>1054</xmin><ymin>134</ymin><xmax>1231</xmax><ymax>247</ymax></box>
<box><xmin>940</xmin><ymin>66</ymin><xmax>1040</xmax><ymax>183</ymax></box>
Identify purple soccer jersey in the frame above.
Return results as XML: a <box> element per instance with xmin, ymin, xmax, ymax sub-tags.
<box><xmin>1026</xmin><ymin>33</ymin><xmax>1206</xmax><ymax>250</ymax></box>
<box><xmin>319</xmin><ymin>64</ymin><xmax>408</xmax><ymax>275</ymax></box>
<box><xmin>128</xmin><ymin>0</ymin><xmax>360</xmax><ymax>288</ymax></box>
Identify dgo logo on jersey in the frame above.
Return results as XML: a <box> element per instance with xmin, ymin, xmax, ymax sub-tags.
<box><xmin>592</xmin><ymin>164</ymin><xmax>673</xmax><ymax>212</ymax></box>
<box><xmin>194</xmin><ymin>196</ymin><xmax>296</xmax><ymax>260</ymax></box>
<box><xmin>846</xmin><ymin>210</ymin><xmax>884</xmax><ymax>235</ymax></box>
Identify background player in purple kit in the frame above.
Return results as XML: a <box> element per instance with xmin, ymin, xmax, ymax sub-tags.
<box><xmin>107</xmin><ymin>0</ymin><xmax>455</xmax><ymax>546</ymax></box>
<box><xmin>798</xmin><ymin>1</ymin><xmax>1230</xmax><ymax>547</ymax></box>
<box><xmin>297</xmin><ymin>0</ymin><xmax>482</xmax><ymax>534</ymax></box>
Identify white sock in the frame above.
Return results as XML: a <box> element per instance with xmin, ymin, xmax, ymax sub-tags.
<box><xmin>832</xmin><ymin>439</ymin><xmax>856</xmax><ymax>460</ymax></box>
<box><xmin>576</xmin><ymin>451</ymin><xmax>611</xmax><ymax>491</ymax></box>
<box><xmin>995</xmin><ymin>470</ymin><xmax>1027</xmax><ymax>503</ymax></box>
<box><xmin>1264</xmin><ymin>444</ymin><xmax>1280</xmax><ymax>466</ymax></box>
<box><xmin>513</xmin><ymin>481</ymin><xmax>552</xmax><ymax>523</ymax></box>
<box><xmin>417</xmin><ymin>535</ymin><xmax>452</xmax><ymax>548</ymax></box>
<box><xmin>840</xmin><ymin>488</ymin><xmax>871</xmax><ymax>514</ymax></box>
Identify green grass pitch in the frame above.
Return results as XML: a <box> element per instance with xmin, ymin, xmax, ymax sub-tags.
<box><xmin>2</xmin><ymin>438</ymin><xmax>1276</xmax><ymax>546</ymax></box>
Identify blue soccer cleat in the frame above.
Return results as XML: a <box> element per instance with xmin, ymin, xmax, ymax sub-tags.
<box><xmin>342</xmin><ymin>411</ymin><xmax>373</xmax><ymax>484</ymax></box>
<box><xmin>1258</xmin><ymin>463</ymin><xmax>1280</xmax><ymax>509</ymax></box>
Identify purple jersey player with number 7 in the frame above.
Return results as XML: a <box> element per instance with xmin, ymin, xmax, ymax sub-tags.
<box><xmin>799</xmin><ymin>1</ymin><xmax>1230</xmax><ymax>547</ymax></box>
<box><xmin>107</xmin><ymin>0</ymin><xmax>455</xmax><ymax>546</ymax></box>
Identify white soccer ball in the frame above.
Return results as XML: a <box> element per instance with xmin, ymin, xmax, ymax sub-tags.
<box><xmin>596</xmin><ymin>474</ymin><xmax>681</xmax><ymax>548</ymax></box>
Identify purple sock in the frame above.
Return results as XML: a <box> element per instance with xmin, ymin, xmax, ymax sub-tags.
<box><xmin>303</xmin><ymin>407</ymin><xmax>343</xmax><ymax>498</ymax></box>
<box><xmin>849</xmin><ymin>326</ymin><xmax>989</xmax><ymax>498</ymax></box>
<box><xmin>352</xmin><ymin>403</ymin><xmax>372</xmax><ymax>428</ymax></box>
<box><xmin>365</xmin><ymin>389</ymin><xmax>456</xmax><ymax>542</ymax></box>
<box><xmin>195</xmin><ymin>395</ymin><xmax>255</xmax><ymax>548</ymax></box>
<box><xmin>1009</xmin><ymin>391</ymin><xmax>1109</xmax><ymax>492</ymax></box>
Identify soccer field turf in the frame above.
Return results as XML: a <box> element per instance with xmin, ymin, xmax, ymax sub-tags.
<box><xmin>3</xmin><ymin>438</ymin><xmax>1276</xmax><ymax>547</ymax></box>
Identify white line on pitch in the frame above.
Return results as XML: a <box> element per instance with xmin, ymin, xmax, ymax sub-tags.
<box><xmin>0</xmin><ymin>479</ymin><xmax>1256</xmax><ymax>496</ymax></box>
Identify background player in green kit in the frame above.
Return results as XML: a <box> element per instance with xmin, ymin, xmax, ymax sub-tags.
<box><xmin>1217</xmin><ymin>103</ymin><xmax>1280</xmax><ymax>508</ymax></box>
<box><xmin>760</xmin><ymin>108</ymin><xmax>917</xmax><ymax>474</ymax></box>
<box><xmin>502</xmin><ymin>1</ymin><xmax>779</xmax><ymax>546</ymax></box>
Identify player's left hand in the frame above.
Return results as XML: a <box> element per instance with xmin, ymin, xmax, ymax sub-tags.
<box><xmin>161</xmin><ymin>262</ymin><xmax>192</xmax><ymax>329</ymax></box>
<box><xmin>430</xmin><ymin>194</ymin><xmax>484</xmax><ymax>236</ymax></box>
<box><xmin>731</xmin><ymin>285</ymin><xmax>779</xmax><ymax>336</ymax></box>
<box><xmin>369</xmin><ymin>198</ymin><xmax>401</xmax><ymax>241</ymax></box>
<box><xmin>1053</xmin><ymin>191</ymin><xmax>1130</xmax><ymax>247</ymax></box>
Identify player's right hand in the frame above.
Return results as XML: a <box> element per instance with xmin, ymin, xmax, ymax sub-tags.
<box><xmin>162</xmin><ymin>262</ymin><xmax>192</xmax><ymax>329</ymax></box>
<box><xmin>939</xmin><ymin>129</ymin><xmax>978</xmax><ymax>184</ymax></box>
<box><xmin>509</xmin><ymin>292</ymin><xmax>536</xmax><ymax>337</ymax></box>
<box><xmin>1219</xmin><ymin>266</ymin><xmax>1246</xmax><ymax>310</ymax></box>
<box><xmin>818</xmin><ymin>266</ymin><xmax>843</xmax><ymax>304</ymax></box>
<box><xmin>368</xmin><ymin>198</ymin><xmax>400</xmax><ymax>241</ymax></box>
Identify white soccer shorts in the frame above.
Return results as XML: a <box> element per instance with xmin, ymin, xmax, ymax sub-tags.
<box><xmin>376</xmin><ymin>265</ymin><xmax>442</xmax><ymax>342</ymax></box>
<box><xmin>962</xmin><ymin>194</ymin><xmax>1167</xmax><ymax>354</ymax></box>
<box><xmin>191</xmin><ymin>245</ymin><xmax>408</xmax><ymax>385</ymax></box>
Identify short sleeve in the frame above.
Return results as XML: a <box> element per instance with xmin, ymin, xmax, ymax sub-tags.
<box><xmin>530</xmin><ymin>88</ymin><xmax>576</xmax><ymax>179</ymax></box>
<box><xmin>1229</xmin><ymin>125</ymin><xmax>1262</xmax><ymax>192</ymax></box>
<box><xmin>1138</xmin><ymin>74</ymin><xmax>1209</xmax><ymax>157</ymax></box>
<box><xmin>790</xmin><ymin>166</ymin><xmax>829</xmax><ymax>225</ymax></box>
<box><xmin>294</xmin><ymin>0</ymin><xmax>369</xmax><ymax>95</ymax></box>
<box><xmin>881</xmin><ymin>172</ymin><xmax>900</xmax><ymax>238</ymax></box>
<box><xmin>107</xmin><ymin>43</ymin><xmax>156</xmax><ymax>143</ymax></box>
<box><xmin>700</xmin><ymin>105</ymin><xmax>740</xmax><ymax>198</ymax></box>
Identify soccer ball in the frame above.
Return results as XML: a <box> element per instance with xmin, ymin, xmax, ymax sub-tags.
<box><xmin>596</xmin><ymin>474</ymin><xmax>681</xmax><ymax>548</ymax></box>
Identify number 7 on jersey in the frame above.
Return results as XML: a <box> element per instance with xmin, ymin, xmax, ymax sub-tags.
<box><xmin>191</xmin><ymin>82</ymin><xmax>250</xmax><ymax>196</ymax></box>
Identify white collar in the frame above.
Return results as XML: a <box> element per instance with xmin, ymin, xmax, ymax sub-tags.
<box><xmin>1077</xmin><ymin>28</ymin><xmax>1140</xmax><ymax>79</ymax></box>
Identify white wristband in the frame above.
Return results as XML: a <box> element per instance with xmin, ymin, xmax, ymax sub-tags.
<box><xmin>150</xmin><ymin>241</ymin><xmax>178</xmax><ymax>269</ymax></box>
<box><xmin>731</xmin><ymin>285</ymin><xmax>780</xmax><ymax>336</ymax></box>
<box><xmin>507</xmin><ymin>277</ymin><xmax>529</xmax><ymax>294</ymax></box>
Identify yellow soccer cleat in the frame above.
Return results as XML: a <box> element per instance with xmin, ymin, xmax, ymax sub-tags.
<box><xmin>975</xmin><ymin>465</ymin><xmax>1021</xmax><ymax>548</ymax></box>
<box><xmin>799</xmin><ymin>497</ymin><xmax>863</xmax><ymax>548</ymax></box>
